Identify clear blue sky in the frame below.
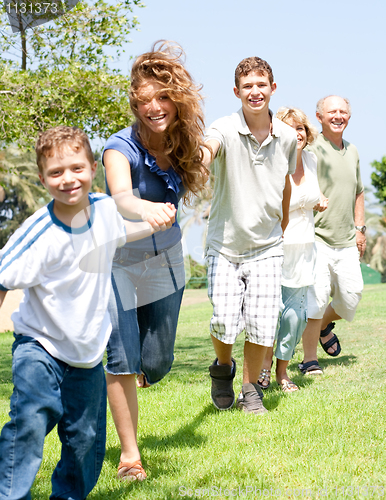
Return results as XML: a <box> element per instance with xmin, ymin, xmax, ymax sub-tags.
<box><xmin>119</xmin><ymin>0</ymin><xmax>386</xmax><ymax>195</ymax></box>
<box><xmin>113</xmin><ymin>0</ymin><xmax>386</xmax><ymax>260</ymax></box>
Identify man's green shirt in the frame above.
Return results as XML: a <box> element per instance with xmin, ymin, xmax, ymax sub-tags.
<box><xmin>307</xmin><ymin>133</ymin><xmax>363</xmax><ymax>248</ymax></box>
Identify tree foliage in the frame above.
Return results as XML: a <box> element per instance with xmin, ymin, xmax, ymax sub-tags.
<box><xmin>92</xmin><ymin>151</ymin><xmax>106</xmax><ymax>193</ymax></box>
<box><xmin>371</xmin><ymin>156</ymin><xmax>386</xmax><ymax>206</ymax></box>
<box><xmin>366</xmin><ymin>165</ymin><xmax>386</xmax><ymax>279</ymax></box>
<box><xmin>185</xmin><ymin>255</ymin><xmax>207</xmax><ymax>289</ymax></box>
<box><xmin>369</xmin><ymin>235</ymin><xmax>386</xmax><ymax>282</ymax></box>
<box><xmin>0</xmin><ymin>63</ymin><xmax>132</xmax><ymax>147</ymax></box>
<box><xmin>0</xmin><ymin>147</ymin><xmax>51</xmax><ymax>246</ymax></box>
<box><xmin>0</xmin><ymin>0</ymin><xmax>143</xmax><ymax>147</ymax></box>
<box><xmin>1</xmin><ymin>0</ymin><xmax>143</xmax><ymax>70</ymax></box>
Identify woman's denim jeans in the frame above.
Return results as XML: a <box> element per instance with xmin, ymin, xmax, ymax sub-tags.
<box><xmin>106</xmin><ymin>242</ymin><xmax>185</xmax><ymax>384</ymax></box>
<box><xmin>0</xmin><ymin>335</ymin><xmax>106</xmax><ymax>500</ymax></box>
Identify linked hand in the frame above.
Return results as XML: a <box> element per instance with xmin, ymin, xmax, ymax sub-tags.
<box><xmin>314</xmin><ymin>193</ymin><xmax>328</xmax><ymax>212</ymax></box>
<box><xmin>144</xmin><ymin>202</ymin><xmax>176</xmax><ymax>231</ymax></box>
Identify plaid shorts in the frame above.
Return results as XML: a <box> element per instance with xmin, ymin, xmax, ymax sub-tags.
<box><xmin>207</xmin><ymin>253</ymin><xmax>282</xmax><ymax>346</ymax></box>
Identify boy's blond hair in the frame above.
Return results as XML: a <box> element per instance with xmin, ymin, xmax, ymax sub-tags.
<box><xmin>234</xmin><ymin>57</ymin><xmax>274</xmax><ymax>88</ymax></box>
<box><xmin>36</xmin><ymin>126</ymin><xmax>94</xmax><ymax>172</ymax></box>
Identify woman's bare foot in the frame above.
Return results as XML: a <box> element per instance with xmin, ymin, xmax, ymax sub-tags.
<box><xmin>276</xmin><ymin>359</ymin><xmax>298</xmax><ymax>393</ymax></box>
<box><xmin>257</xmin><ymin>364</ymin><xmax>272</xmax><ymax>389</ymax></box>
<box><xmin>277</xmin><ymin>375</ymin><xmax>299</xmax><ymax>393</ymax></box>
<box><xmin>136</xmin><ymin>374</ymin><xmax>151</xmax><ymax>388</ymax></box>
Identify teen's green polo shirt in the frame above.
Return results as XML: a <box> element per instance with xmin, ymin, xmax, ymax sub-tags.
<box><xmin>205</xmin><ymin>109</ymin><xmax>297</xmax><ymax>262</ymax></box>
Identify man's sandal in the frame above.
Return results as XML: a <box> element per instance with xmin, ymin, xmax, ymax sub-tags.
<box><xmin>298</xmin><ymin>360</ymin><xmax>323</xmax><ymax>375</ymax></box>
<box><xmin>117</xmin><ymin>460</ymin><xmax>147</xmax><ymax>482</ymax></box>
<box><xmin>257</xmin><ymin>368</ymin><xmax>271</xmax><ymax>389</ymax></box>
<box><xmin>319</xmin><ymin>322</ymin><xmax>341</xmax><ymax>357</ymax></box>
<box><xmin>279</xmin><ymin>380</ymin><xmax>299</xmax><ymax>393</ymax></box>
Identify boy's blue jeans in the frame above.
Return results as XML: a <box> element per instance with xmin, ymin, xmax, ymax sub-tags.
<box><xmin>0</xmin><ymin>335</ymin><xmax>106</xmax><ymax>500</ymax></box>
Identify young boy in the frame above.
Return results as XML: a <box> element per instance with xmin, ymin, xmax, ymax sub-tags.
<box><xmin>203</xmin><ymin>57</ymin><xmax>297</xmax><ymax>414</ymax></box>
<box><xmin>0</xmin><ymin>126</ymin><xmax>164</xmax><ymax>499</ymax></box>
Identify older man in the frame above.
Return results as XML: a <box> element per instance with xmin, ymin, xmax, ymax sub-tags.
<box><xmin>299</xmin><ymin>95</ymin><xmax>366</xmax><ymax>375</ymax></box>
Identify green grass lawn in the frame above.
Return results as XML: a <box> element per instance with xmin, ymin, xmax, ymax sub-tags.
<box><xmin>1</xmin><ymin>285</ymin><xmax>385</xmax><ymax>499</ymax></box>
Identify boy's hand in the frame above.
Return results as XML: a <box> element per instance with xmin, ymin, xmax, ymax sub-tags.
<box><xmin>144</xmin><ymin>202</ymin><xmax>176</xmax><ymax>231</ymax></box>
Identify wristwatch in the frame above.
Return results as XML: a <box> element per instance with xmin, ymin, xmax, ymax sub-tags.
<box><xmin>355</xmin><ymin>225</ymin><xmax>366</xmax><ymax>234</ymax></box>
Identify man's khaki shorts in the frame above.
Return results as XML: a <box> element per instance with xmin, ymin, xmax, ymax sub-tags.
<box><xmin>307</xmin><ymin>241</ymin><xmax>363</xmax><ymax>322</ymax></box>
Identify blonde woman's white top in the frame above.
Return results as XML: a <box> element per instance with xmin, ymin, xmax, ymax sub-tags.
<box><xmin>282</xmin><ymin>150</ymin><xmax>321</xmax><ymax>288</ymax></box>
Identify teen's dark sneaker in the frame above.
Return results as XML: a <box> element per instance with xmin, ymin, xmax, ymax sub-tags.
<box><xmin>236</xmin><ymin>382</ymin><xmax>268</xmax><ymax>415</ymax></box>
<box><xmin>209</xmin><ymin>358</ymin><xmax>236</xmax><ymax>410</ymax></box>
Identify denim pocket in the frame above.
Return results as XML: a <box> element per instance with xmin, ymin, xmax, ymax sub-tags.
<box><xmin>160</xmin><ymin>245</ymin><xmax>184</xmax><ymax>270</ymax></box>
<box><xmin>12</xmin><ymin>334</ymin><xmax>39</xmax><ymax>355</ymax></box>
<box><xmin>161</xmin><ymin>243</ymin><xmax>185</xmax><ymax>290</ymax></box>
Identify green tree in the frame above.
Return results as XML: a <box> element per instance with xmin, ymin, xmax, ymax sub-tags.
<box><xmin>1</xmin><ymin>0</ymin><xmax>143</xmax><ymax>70</ymax></box>
<box><xmin>0</xmin><ymin>147</ymin><xmax>51</xmax><ymax>246</ymax></box>
<box><xmin>0</xmin><ymin>63</ymin><xmax>133</xmax><ymax>147</ymax></box>
<box><xmin>0</xmin><ymin>0</ymin><xmax>143</xmax><ymax>147</ymax></box>
<box><xmin>369</xmin><ymin>235</ymin><xmax>386</xmax><ymax>282</ymax></box>
<box><xmin>368</xmin><ymin>160</ymin><xmax>386</xmax><ymax>279</ymax></box>
<box><xmin>371</xmin><ymin>156</ymin><xmax>386</xmax><ymax>213</ymax></box>
<box><xmin>185</xmin><ymin>255</ymin><xmax>207</xmax><ymax>289</ymax></box>
<box><xmin>92</xmin><ymin>151</ymin><xmax>106</xmax><ymax>193</ymax></box>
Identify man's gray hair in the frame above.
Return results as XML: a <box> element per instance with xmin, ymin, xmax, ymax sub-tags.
<box><xmin>316</xmin><ymin>95</ymin><xmax>352</xmax><ymax>117</ymax></box>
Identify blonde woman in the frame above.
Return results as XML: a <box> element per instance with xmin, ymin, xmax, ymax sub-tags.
<box><xmin>258</xmin><ymin>107</ymin><xmax>327</xmax><ymax>392</ymax></box>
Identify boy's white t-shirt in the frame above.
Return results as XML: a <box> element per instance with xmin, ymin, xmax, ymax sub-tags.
<box><xmin>0</xmin><ymin>193</ymin><xmax>126</xmax><ymax>368</ymax></box>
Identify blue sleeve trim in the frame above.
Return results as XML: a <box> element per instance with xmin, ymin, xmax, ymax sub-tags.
<box><xmin>0</xmin><ymin>220</ymin><xmax>53</xmax><ymax>275</ymax></box>
<box><xmin>0</xmin><ymin>284</ymin><xmax>10</xmax><ymax>291</ymax></box>
<box><xmin>0</xmin><ymin>210</ymin><xmax>50</xmax><ymax>265</ymax></box>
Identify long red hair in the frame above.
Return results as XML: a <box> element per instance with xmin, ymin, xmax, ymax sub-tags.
<box><xmin>129</xmin><ymin>41</ymin><xmax>209</xmax><ymax>205</ymax></box>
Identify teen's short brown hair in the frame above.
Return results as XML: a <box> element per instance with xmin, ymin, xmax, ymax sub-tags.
<box><xmin>35</xmin><ymin>126</ymin><xmax>94</xmax><ymax>172</ymax></box>
<box><xmin>234</xmin><ymin>57</ymin><xmax>274</xmax><ymax>88</ymax></box>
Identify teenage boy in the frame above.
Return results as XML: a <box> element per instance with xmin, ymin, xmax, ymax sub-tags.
<box><xmin>203</xmin><ymin>57</ymin><xmax>297</xmax><ymax>414</ymax></box>
<box><xmin>0</xmin><ymin>126</ymin><xmax>168</xmax><ymax>499</ymax></box>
